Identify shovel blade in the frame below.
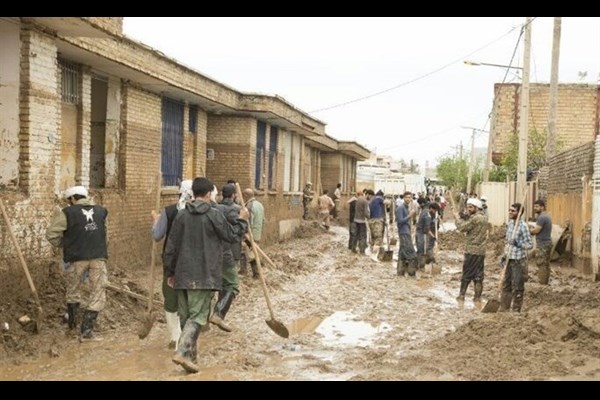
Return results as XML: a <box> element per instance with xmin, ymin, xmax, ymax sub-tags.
<box><xmin>266</xmin><ymin>318</ymin><xmax>289</xmax><ymax>338</ymax></box>
<box><xmin>382</xmin><ymin>251</ymin><xmax>394</xmax><ymax>262</ymax></box>
<box><xmin>389</xmin><ymin>238</ymin><xmax>398</xmax><ymax>246</ymax></box>
<box><xmin>137</xmin><ymin>312</ymin><xmax>155</xmax><ymax>339</ymax></box>
<box><xmin>481</xmin><ymin>298</ymin><xmax>500</xmax><ymax>313</ymax></box>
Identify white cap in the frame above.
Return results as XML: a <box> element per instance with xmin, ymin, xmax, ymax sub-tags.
<box><xmin>63</xmin><ymin>186</ymin><xmax>88</xmax><ymax>199</ymax></box>
<box><xmin>480</xmin><ymin>195</ymin><xmax>488</xmax><ymax>201</ymax></box>
<box><xmin>179</xmin><ymin>180</ymin><xmax>193</xmax><ymax>195</ymax></box>
<box><xmin>306</xmin><ymin>181</ymin><xmax>312</xmax><ymax>186</ymax></box>
<box><xmin>466</xmin><ymin>198</ymin><xmax>483</xmax><ymax>209</ymax></box>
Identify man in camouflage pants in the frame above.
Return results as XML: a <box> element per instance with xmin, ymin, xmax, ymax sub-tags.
<box><xmin>452</xmin><ymin>197</ymin><xmax>488</xmax><ymax>304</ymax></box>
<box><xmin>530</xmin><ymin>199</ymin><xmax>553</xmax><ymax>284</ymax></box>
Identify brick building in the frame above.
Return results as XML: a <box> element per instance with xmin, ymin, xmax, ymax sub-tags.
<box><xmin>0</xmin><ymin>17</ymin><xmax>370</xmax><ymax>282</ymax></box>
<box><xmin>489</xmin><ymin>83</ymin><xmax>599</xmax><ymax>164</ymax></box>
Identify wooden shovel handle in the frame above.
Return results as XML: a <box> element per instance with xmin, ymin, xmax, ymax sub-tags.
<box><xmin>234</xmin><ymin>183</ymin><xmax>277</xmax><ymax>320</ymax></box>
<box><xmin>146</xmin><ymin>171</ymin><xmax>162</xmax><ymax>313</ymax></box>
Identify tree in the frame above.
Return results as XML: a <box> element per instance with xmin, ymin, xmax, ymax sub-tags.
<box><xmin>435</xmin><ymin>155</ymin><xmax>483</xmax><ymax>192</ymax></box>
<box><xmin>500</xmin><ymin>127</ymin><xmax>564</xmax><ymax>179</ymax></box>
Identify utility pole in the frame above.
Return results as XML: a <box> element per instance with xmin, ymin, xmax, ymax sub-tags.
<box><xmin>516</xmin><ymin>17</ymin><xmax>532</xmax><ymax>204</ymax></box>
<box><xmin>547</xmin><ymin>17</ymin><xmax>561</xmax><ymax>161</ymax></box>
<box><xmin>466</xmin><ymin>129</ymin><xmax>476</xmax><ymax>195</ymax></box>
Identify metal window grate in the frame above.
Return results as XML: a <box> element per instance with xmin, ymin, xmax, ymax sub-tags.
<box><xmin>189</xmin><ymin>105</ymin><xmax>198</xmax><ymax>134</ymax></box>
<box><xmin>59</xmin><ymin>59</ymin><xmax>80</xmax><ymax>104</ymax></box>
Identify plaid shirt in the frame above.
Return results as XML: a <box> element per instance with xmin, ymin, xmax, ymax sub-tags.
<box><xmin>506</xmin><ymin>219</ymin><xmax>533</xmax><ymax>260</ymax></box>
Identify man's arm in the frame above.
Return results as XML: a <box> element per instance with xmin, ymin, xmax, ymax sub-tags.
<box><xmin>46</xmin><ymin>209</ymin><xmax>67</xmax><ymax>247</ymax></box>
<box><xmin>151</xmin><ymin>209</ymin><xmax>168</xmax><ymax>242</ymax></box>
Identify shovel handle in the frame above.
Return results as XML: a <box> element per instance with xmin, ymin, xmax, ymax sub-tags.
<box><xmin>235</xmin><ymin>184</ymin><xmax>277</xmax><ymax>321</ymax></box>
<box><xmin>146</xmin><ymin>171</ymin><xmax>162</xmax><ymax>313</ymax></box>
<box><xmin>0</xmin><ymin>200</ymin><xmax>43</xmax><ymax>317</ymax></box>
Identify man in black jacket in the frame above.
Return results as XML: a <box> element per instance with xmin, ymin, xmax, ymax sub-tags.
<box><xmin>164</xmin><ymin>177</ymin><xmax>248</xmax><ymax>373</ymax></box>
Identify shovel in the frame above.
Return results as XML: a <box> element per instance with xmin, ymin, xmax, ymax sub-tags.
<box><xmin>377</xmin><ymin>223</ymin><xmax>394</xmax><ymax>262</ymax></box>
<box><xmin>388</xmin><ymin>209</ymin><xmax>398</xmax><ymax>246</ymax></box>
<box><xmin>482</xmin><ymin>190</ymin><xmax>528</xmax><ymax>313</ymax></box>
<box><xmin>138</xmin><ymin>171</ymin><xmax>162</xmax><ymax>339</ymax></box>
<box><xmin>1</xmin><ymin>199</ymin><xmax>43</xmax><ymax>333</ymax></box>
<box><xmin>236</xmin><ymin>184</ymin><xmax>289</xmax><ymax>338</ymax></box>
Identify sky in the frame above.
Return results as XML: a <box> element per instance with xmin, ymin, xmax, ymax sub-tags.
<box><xmin>123</xmin><ymin>17</ymin><xmax>600</xmax><ymax>169</ymax></box>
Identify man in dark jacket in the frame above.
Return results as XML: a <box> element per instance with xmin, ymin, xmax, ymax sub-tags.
<box><xmin>164</xmin><ymin>177</ymin><xmax>248</xmax><ymax>373</ymax></box>
<box><xmin>46</xmin><ymin>186</ymin><xmax>108</xmax><ymax>342</ymax></box>
<box><xmin>210</xmin><ymin>184</ymin><xmax>246</xmax><ymax>332</ymax></box>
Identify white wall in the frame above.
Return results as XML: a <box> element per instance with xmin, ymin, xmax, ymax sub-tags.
<box><xmin>0</xmin><ymin>20</ymin><xmax>21</xmax><ymax>187</ymax></box>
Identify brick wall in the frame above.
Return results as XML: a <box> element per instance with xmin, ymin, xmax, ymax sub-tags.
<box><xmin>321</xmin><ymin>153</ymin><xmax>341</xmax><ymax>195</ymax></box>
<box><xmin>547</xmin><ymin>141</ymin><xmax>595</xmax><ymax>194</ymax></box>
<box><xmin>84</xmin><ymin>18</ymin><xmax>123</xmax><ymax>36</ymax></box>
<box><xmin>491</xmin><ymin>83</ymin><xmax>599</xmax><ymax>161</ymax></box>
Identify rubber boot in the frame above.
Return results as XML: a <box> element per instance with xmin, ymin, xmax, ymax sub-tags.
<box><xmin>417</xmin><ymin>256</ymin><xmax>426</xmax><ymax>271</ymax></box>
<box><xmin>80</xmin><ymin>310</ymin><xmax>103</xmax><ymax>342</ymax></box>
<box><xmin>67</xmin><ymin>303</ymin><xmax>80</xmax><ymax>330</ymax></box>
<box><xmin>209</xmin><ymin>291</ymin><xmax>235</xmax><ymax>332</ymax></box>
<box><xmin>172</xmin><ymin>320</ymin><xmax>202</xmax><ymax>373</ymax></box>
<box><xmin>407</xmin><ymin>259</ymin><xmax>417</xmax><ymax>277</ymax></box>
<box><xmin>538</xmin><ymin>265</ymin><xmax>550</xmax><ymax>285</ymax></box>
<box><xmin>165</xmin><ymin>311</ymin><xmax>181</xmax><ymax>350</ymax></box>
<box><xmin>456</xmin><ymin>280</ymin><xmax>469</xmax><ymax>302</ymax></box>
<box><xmin>473</xmin><ymin>281</ymin><xmax>483</xmax><ymax>301</ymax></box>
<box><xmin>511</xmin><ymin>292</ymin><xmax>523</xmax><ymax>312</ymax></box>
<box><xmin>397</xmin><ymin>260</ymin><xmax>407</xmax><ymax>276</ymax></box>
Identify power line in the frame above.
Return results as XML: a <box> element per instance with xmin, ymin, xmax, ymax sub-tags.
<box><xmin>309</xmin><ymin>23</ymin><xmax>521</xmax><ymax>114</ymax></box>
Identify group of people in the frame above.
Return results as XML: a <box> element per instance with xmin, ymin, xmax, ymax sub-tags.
<box><xmin>302</xmin><ymin>182</ymin><xmax>342</xmax><ymax>229</ymax></box>
<box><xmin>46</xmin><ymin>178</ymin><xmax>266</xmax><ymax>374</ymax></box>
<box><xmin>451</xmin><ymin>194</ymin><xmax>552</xmax><ymax>311</ymax></box>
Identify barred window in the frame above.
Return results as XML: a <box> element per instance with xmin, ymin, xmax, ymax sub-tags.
<box><xmin>59</xmin><ymin>59</ymin><xmax>80</xmax><ymax>104</ymax></box>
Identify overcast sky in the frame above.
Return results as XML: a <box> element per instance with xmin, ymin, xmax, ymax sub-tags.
<box><xmin>123</xmin><ymin>17</ymin><xmax>600</xmax><ymax>168</ymax></box>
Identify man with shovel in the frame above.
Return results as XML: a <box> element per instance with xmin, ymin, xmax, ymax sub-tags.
<box><xmin>500</xmin><ymin>203</ymin><xmax>533</xmax><ymax>312</ymax></box>
<box><xmin>396</xmin><ymin>191</ymin><xmax>417</xmax><ymax>277</ymax></box>
<box><xmin>46</xmin><ymin>186</ymin><xmax>108</xmax><ymax>342</ymax></box>
<box><xmin>164</xmin><ymin>177</ymin><xmax>248</xmax><ymax>373</ymax></box>
<box><xmin>415</xmin><ymin>197</ymin><xmax>431</xmax><ymax>270</ymax></box>
<box><xmin>452</xmin><ymin>198</ymin><xmax>488</xmax><ymax>303</ymax></box>
<box><xmin>151</xmin><ymin>180</ymin><xmax>194</xmax><ymax>349</ymax></box>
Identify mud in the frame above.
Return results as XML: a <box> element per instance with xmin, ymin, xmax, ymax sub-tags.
<box><xmin>0</xmin><ymin>221</ymin><xmax>598</xmax><ymax>380</ymax></box>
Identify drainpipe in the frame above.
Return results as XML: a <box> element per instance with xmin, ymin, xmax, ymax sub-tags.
<box><xmin>592</xmin><ymin>135</ymin><xmax>600</xmax><ymax>280</ymax></box>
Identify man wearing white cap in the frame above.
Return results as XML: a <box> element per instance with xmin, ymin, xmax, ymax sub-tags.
<box><xmin>452</xmin><ymin>197</ymin><xmax>488</xmax><ymax>304</ymax></box>
<box><xmin>302</xmin><ymin>182</ymin><xmax>313</xmax><ymax>220</ymax></box>
<box><xmin>151</xmin><ymin>179</ymin><xmax>193</xmax><ymax>349</ymax></box>
<box><xmin>46</xmin><ymin>186</ymin><xmax>108</xmax><ymax>341</ymax></box>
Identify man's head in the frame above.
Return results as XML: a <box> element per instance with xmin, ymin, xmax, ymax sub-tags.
<box><xmin>417</xmin><ymin>197</ymin><xmax>428</xmax><ymax>208</ymax></box>
<box><xmin>306</xmin><ymin>182</ymin><xmax>312</xmax><ymax>187</ymax></box>
<box><xmin>509</xmin><ymin>203</ymin><xmax>522</xmax><ymax>220</ymax></box>
<box><xmin>63</xmin><ymin>186</ymin><xmax>88</xmax><ymax>204</ymax></box>
<box><xmin>428</xmin><ymin>202</ymin><xmax>440</xmax><ymax>214</ymax></box>
<box><xmin>323</xmin><ymin>189</ymin><xmax>329</xmax><ymax>195</ymax></box>
<box><xmin>533</xmin><ymin>199</ymin><xmax>546</xmax><ymax>214</ymax></box>
<box><xmin>376</xmin><ymin>190</ymin><xmax>384</xmax><ymax>197</ymax></box>
<box><xmin>222</xmin><ymin>184</ymin><xmax>236</xmax><ymax>199</ymax></box>
<box><xmin>403</xmin><ymin>191</ymin><xmax>413</xmax><ymax>205</ymax></box>
<box><xmin>243</xmin><ymin>188</ymin><xmax>255</xmax><ymax>200</ymax></box>
<box><xmin>177</xmin><ymin>180</ymin><xmax>194</xmax><ymax>210</ymax></box>
<box><xmin>192</xmin><ymin>177</ymin><xmax>214</xmax><ymax>200</ymax></box>
<box><xmin>337</xmin><ymin>183</ymin><xmax>342</xmax><ymax>189</ymax></box>
<box><xmin>466</xmin><ymin>198</ymin><xmax>482</xmax><ymax>214</ymax></box>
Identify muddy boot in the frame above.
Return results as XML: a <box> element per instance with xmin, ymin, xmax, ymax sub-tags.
<box><xmin>172</xmin><ymin>320</ymin><xmax>202</xmax><ymax>373</ymax></box>
<box><xmin>250</xmin><ymin>260</ymin><xmax>260</xmax><ymax>279</ymax></box>
<box><xmin>456</xmin><ymin>280</ymin><xmax>469</xmax><ymax>302</ymax></box>
<box><xmin>511</xmin><ymin>292</ymin><xmax>523</xmax><ymax>312</ymax></box>
<box><xmin>209</xmin><ymin>291</ymin><xmax>235</xmax><ymax>332</ymax></box>
<box><xmin>407</xmin><ymin>260</ymin><xmax>417</xmax><ymax>277</ymax></box>
<box><xmin>473</xmin><ymin>281</ymin><xmax>483</xmax><ymax>302</ymax></box>
<box><xmin>498</xmin><ymin>290</ymin><xmax>512</xmax><ymax>312</ymax></box>
<box><xmin>538</xmin><ymin>265</ymin><xmax>550</xmax><ymax>285</ymax></box>
<box><xmin>417</xmin><ymin>256</ymin><xmax>426</xmax><ymax>271</ymax></box>
<box><xmin>165</xmin><ymin>311</ymin><xmax>181</xmax><ymax>350</ymax></box>
<box><xmin>79</xmin><ymin>310</ymin><xmax>103</xmax><ymax>342</ymax></box>
<box><xmin>67</xmin><ymin>303</ymin><xmax>80</xmax><ymax>330</ymax></box>
<box><xmin>397</xmin><ymin>260</ymin><xmax>408</xmax><ymax>276</ymax></box>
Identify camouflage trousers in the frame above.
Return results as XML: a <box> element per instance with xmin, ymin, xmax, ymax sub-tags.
<box><xmin>535</xmin><ymin>243</ymin><xmax>552</xmax><ymax>285</ymax></box>
<box><xmin>368</xmin><ymin>218</ymin><xmax>384</xmax><ymax>247</ymax></box>
<box><xmin>65</xmin><ymin>259</ymin><xmax>107</xmax><ymax>312</ymax></box>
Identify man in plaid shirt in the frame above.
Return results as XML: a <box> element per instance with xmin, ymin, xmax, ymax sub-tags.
<box><xmin>500</xmin><ymin>203</ymin><xmax>533</xmax><ymax>312</ymax></box>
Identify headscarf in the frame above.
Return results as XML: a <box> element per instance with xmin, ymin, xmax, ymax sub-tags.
<box><xmin>177</xmin><ymin>180</ymin><xmax>193</xmax><ymax>210</ymax></box>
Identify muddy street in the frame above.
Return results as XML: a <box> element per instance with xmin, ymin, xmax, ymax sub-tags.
<box><xmin>1</xmin><ymin>223</ymin><xmax>599</xmax><ymax>381</ymax></box>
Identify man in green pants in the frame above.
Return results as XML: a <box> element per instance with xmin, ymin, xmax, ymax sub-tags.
<box><xmin>210</xmin><ymin>184</ymin><xmax>247</xmax><ymax>332</ymax></box>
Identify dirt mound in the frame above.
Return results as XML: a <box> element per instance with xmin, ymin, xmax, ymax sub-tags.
<box><xmin>438</xmin><ymin>230</ymin><xmax>463</xmax><ymax>251</ymax></box>
<box><xmin>294</xmin><ymin>221</ymin><xmax>329</xmax><ymax>239</ymax></box>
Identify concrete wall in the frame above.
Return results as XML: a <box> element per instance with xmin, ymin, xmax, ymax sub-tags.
<box><xmin>0</xmin><ymin>20</ymin><xmax>21</xmax><ymax>188</ymax></box>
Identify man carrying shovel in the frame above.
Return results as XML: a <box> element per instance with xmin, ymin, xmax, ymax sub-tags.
<box><xmin>500</xmin><ymin>203</ymin><xmax>533</xmax><ymax>312</ymax></box>
<box><xmin>452</xmin><ymin>197</ymin><xmax>487</xmax><ymax>304</ymax></box>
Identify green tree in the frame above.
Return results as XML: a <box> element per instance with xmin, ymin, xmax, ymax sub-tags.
<box><xmin>500</xmin><ymin>128</ymin><xmax>564</xmax><ymax>178</ymax></box>
<box><xmin>435</xmin><ymin>155</ymin><xmax>483</xmax><ymax>192</ymax></box>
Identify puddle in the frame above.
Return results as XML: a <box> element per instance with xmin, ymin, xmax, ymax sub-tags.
<box><xmin>315</xmin><ymin>311</ymin><xmax>391</xmax><ymax>347</ymax></box>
